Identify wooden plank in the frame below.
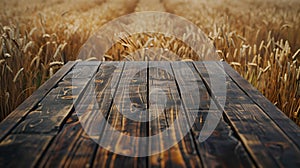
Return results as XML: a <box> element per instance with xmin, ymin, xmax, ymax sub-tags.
<box><xmin>171</xmin><ymin>61</ymin><xmax>254</xmax><ymax>168</ymax></box>
<box><xmin>148</xmin><ymin>61</ymin><xmax>202</xmax><ymax>168</ymax></box>
<box><xmin>0</xmin><ymin>61</ymin><xmax>76</xmax><ymax>141</ymax></box>
<box><xmin>148</xmin><ymin>62</ymin><xmax>170</xmax><ymax>168</ymax></box>
<box><xmin>12</xmin><ymin>62</ymin><xmax>100</xmax><ymax>134</ymax></box>
<box><xmin>194</xmin><ymin>61</ymin><xmax>300</xmax><ymax>167</ymax></box>
<box><xmin>40</xmin><ymin>62</ymin><xmax>124</xmax><ymax>168</ymax></box>
<box><xmin>219</xmin><ymin>61</ymin><xmax>300</xmax><ymax>148</ymax></box>
<box><xmin>39</xmin><ymin>113</ymin><xmax>85</xmax><ymax>168</ymax></box>
<box><xmin>225</xmin><ymin>102</ymin><xmax>300</xmax><ymax>167</ymax></box>
<box><xmin>1</xmin><ymin>61</ymin><xmax>299</xmax><ymax>167</ymax></box>
<box><xmin>0</xmin><ymin>134</ymin><xmax>52</xmax><ymax>167</ymax></box>
<box><xmin>76</xmin><ymin>61</ymin><xmax>102</xmax><ymax>66</ymax></box>
<box><xmin>0</xmin><ymin>62</ymin><xmax>100</xmax><ymax>167</ymax></box>
<box><xmin>193</xmin><ymin>111</ymin><xmax>255</xmax><ymax>168</ymax></box>
<box><xmin>63</xmin><ymin>64</ymin><xmax>99</xmax><ymax>79</ymax></box>
<box><xmin>171</xmin><ymin>61</ymin><xmax>216</xmax><ymax>110</ymax></box>
<box><xmin>94</xmin><ymin>61</ymin><xmax>148</xmax><ymax>167</ymax></box>
<box><xmin>62</xmin><ymin>122</ymin><xmax>97</xmax><ymax>168</ymax></box>
<box><xmin>65</xmin><ymin>62</ymin><xmax>124</xmax><ymax>168</ymax></box>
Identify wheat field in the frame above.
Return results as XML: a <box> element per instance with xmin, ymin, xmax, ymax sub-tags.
<box><xmin>0</xmin><ymin>0</ymin><xmax>299</xmax><ymax>125</ymax></box>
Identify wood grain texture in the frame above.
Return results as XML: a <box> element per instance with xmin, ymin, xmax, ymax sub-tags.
<box><xmin>0</xmin><ymin>61</ymin><xmax>299</xmax><ymax>168</ymax></box>
<box><xmin>94</xmin><ymin>62</ymin><xmax>147</xmax><ymax>167</ymax></box>
<box><xmin>148</xmin><ymin>61</ymin><xmax>202</xmax><ymax>168</ymax></box>
<box><xmin>40</xmin><ymin>62</ymin><xmax>124</xmax><ymax>168</ymax></box>
<box><xmin>193</xmin><ymin>111</ymin><xmax>254</xmax><ymax>168</ymax></box>
<box><xmin>12</xmin><ymin>62</ymin><xmax>100</xmax><ymax>134</ymax></box>
<box><xmin>172</xmin><ymin>61</ymin><xmax>254</xmax><ymax>168</ymax></box>
<box><xmin>194</xmin><ymin>61</ymin><xmax>300</xmax><ymax>168</ymax></box>
<box><xmin>67</xmin><ymin>62</ymin><xmax>125</xmax><ymax>168</ymax></box>
<box><xmin>0</xmin><ymin>134</ymin><xmax>52</xmax><ymax>167</ymax></box>
<box><xmin>0</xmin><ymin>61</ymin><xmax>76</xmax><ymax>141</ymax></box>
<box><xmin>219</xmin><ymin>62</ymin><xmax>300</xmax><ymax>148</ymax></box>
<box><xmin>0</xmin><ymin>61</ymin><xmax>100</xmax><ymax>168</ymax></box>
<box><xmin>39</xmin><ymin>113</ymin><xmax>86</xmax><ymax>168</ymax></box>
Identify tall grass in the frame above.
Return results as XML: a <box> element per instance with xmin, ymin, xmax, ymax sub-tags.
<box><xmin>0</xmin><ymin>0</ymin><xmax>138</xmax><ymax>119</ymax></box>
<box><xmin>163</xmin><ymin>0</ymin><xmax>300</xmax><ymax>124</ymax></box>
<box><xmin>0</xmin><ymin>0</ymin><xmax>299</xmax><ymax>125</ymax></box>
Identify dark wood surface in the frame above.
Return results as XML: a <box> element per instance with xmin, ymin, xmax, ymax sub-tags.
<box><xmin>0</xmin><ymin>61</ymin><xmax>299</xmax><ymax>168</ymax></box>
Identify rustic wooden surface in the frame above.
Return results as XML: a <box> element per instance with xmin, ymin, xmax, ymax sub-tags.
<box><xmin>0</xmin><ymin>61</ymin><xmax>299</xmax><ymax>168</ymax></box>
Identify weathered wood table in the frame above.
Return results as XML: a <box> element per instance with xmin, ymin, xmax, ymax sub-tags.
<box><xmin>0</xmin><ymin>61</ymin><xmax>299</xmax><ymax>168</ymax></box>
